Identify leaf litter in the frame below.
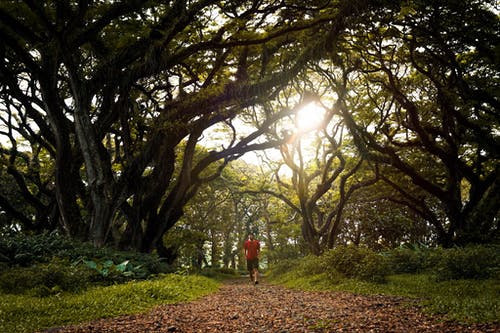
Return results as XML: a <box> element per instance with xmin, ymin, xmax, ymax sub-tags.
<box><xmin>41</xmin><ymin>279</ymin><xmax>498</xmax><ymax>332</ymax></box>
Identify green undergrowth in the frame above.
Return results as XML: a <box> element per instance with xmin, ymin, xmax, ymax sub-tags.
<box><xmin>0</xmin><ymin>274</ymin><xmax>220</xmax><ymax>333</ymax></box>
<box><xmin>269</xmin><ymin>270</ymin><xmax>499</xmax><ymax>323</ymax></box>
<box><xmin>0</xmin><ymin>233</ymin><xmax>173</xmax><ymax>284</ymax></box>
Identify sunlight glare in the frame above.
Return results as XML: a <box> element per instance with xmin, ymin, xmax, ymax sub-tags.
<box><xmin>296</xmin><ymin>102</ymin><xmax>325</xmax><ymax>133</ymax></box>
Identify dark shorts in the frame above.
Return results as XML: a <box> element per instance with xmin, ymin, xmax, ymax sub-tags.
<box><xmin>247</xmin><ymin>258</ymin><xmax>259</xmax><ymax>271</ymax></box>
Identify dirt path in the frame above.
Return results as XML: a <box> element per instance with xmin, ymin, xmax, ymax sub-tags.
<box><xmin>45</xmin><ymin>279</ymin><xmax>497</xmax><ymax>332</ymax></box>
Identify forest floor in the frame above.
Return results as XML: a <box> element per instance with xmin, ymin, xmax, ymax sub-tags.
<box><xmin>43</xmin><ymin>278</ymin><xmax>498</xmax><ymax>333</ymax></box>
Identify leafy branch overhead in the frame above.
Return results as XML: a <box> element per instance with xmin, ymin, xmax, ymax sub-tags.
<box><xmin>0</xmin><ymin>0</ymin><xmax>498</xmax><ymax>257</ymax></box>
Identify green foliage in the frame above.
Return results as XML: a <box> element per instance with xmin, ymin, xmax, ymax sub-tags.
<box><xmin>431</xmin><ymin>245</ymin><xmax>500</xmax><ymax>281</ymax></box>
<box><xmin>269</xmin><ymin>269</ymin><xmax>499</xmax><ymax>323</ymax></box>
<box><xmin>420</xmin><ymin>278</ymin><xmax>500</xmax><ymax>323</ymax></box>
<box><xmin>269</xmin><ymin>245</ymin><xmax>500</xmax><ymax>323</ymax></box>
<box><xmin>0</xmin><ymin>258</ymin><xmax>95</xmax><ymax>296</ymax></box>
<box><xmin>321</xmin><ymin>245</ymin><xmax>390</xmax><ymax>283</ymax></box>
<box><xmin>386</xmin><ymin>244</ymin><xmax>500</xmax><ymax>280</ymax></box>
<box><xmin>0</xmin><ymin>233</ymin><xmax>172</xmax><ymax>280</ymax></box>
<box><xmin>0</xmin><ymin>274</ymin><xmax>219</xmax><ymax>333</ymax></box>
<box><xmin>75</xmin><ymin>258</ymin><xmax>150</xmax><ymax>281</ymax></box>
<box><xmin>268</xmin><ymin>246</ymin><xmax>391</xmax><ymax>284</ymax></box>
<box><xmin>209</xmin><ymin>267</ymin><xmax>239</xmax><ymax>276</ymax></box>
<box><xmin>266</xmin><ymin>258</ymin><xmax>299</xmax><ymax>277</ymax></box>
<box><xmin>267</xmin><ymin>258</ymin><xmax>335</xmax><ymax>290</ymax></box>
<box><xmin>0</xmin><ymin>233</ymin><xmax>176</xmax><ymax>296</ymax></box>
<box><xmin>199</xmin><ymin>267</ymin><xmax>240</xmax><ymax>280</ymax></box>
<box><xmin>339</xmin><ymin>275</ymin><xmax>500</xmax><ymax>323</ymax></box>
<box><xmin>267</xmin><ymin>244</ymin><xmax>306</xmax><ymax>264</ymax></box>
<box><xmin>296</xmin><ymin>255</ymin><xmax>329</xmax><ymax>277</ymax></box>
<box><xmin>386</xmin><ymin>244</ymin><xmax>433</xmax><ymax>274</ymax></box>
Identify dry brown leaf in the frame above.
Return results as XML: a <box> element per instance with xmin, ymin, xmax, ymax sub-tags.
<box><xmin>40</xmin><ymin>279</ymin><xmax>499</xmax><ymax>333</ymax></box>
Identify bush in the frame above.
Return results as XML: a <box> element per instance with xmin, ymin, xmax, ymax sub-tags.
<box><xmin>0</xmin><ymin>232</ymin><xmax>173</xmax><ymax>282</ymax></box>
<box><xmin>73</xmin><ymin>257</ymin><xmax>160</xmax><ymax>282</ymax></box>
<box><xmin>199</xmin><ymin>267</ymin><xmax>240</xmax><ymax>278</ymax></box>
<box><xmin>267</xmin><ymin>258</ymin><xmax>299</xmax><ymax>278</ymax></box>
<box><xmin>387</xmin><ymin>245</ymin><xmax>500</xmax><ymax>281</ymax></box>
<box><xmin>267</xmin><ymin>246</ymin><xmax>304</xmax><ymax>263</ymax></box>
<box><xmin>387</xmin><ymin>245</ymin><xmax>430</xmax><ymax>274</ymax></box>
<box><xmin>213</xmin><ymin>267</ymin><xmax>238</xmax><ymax>275</ymax></box>
<box><xmin>386</xmin><ymin>244</ymin><xmax>500</xmax><ymax>280</ymax></box>
<box><xmin>0</xmin><ymin>232</ymin><xmax>75</xmax><ymax>266</ymax></box>
<box><xmin>296</xmin><ymin>255</ymin><xmax>326</xmax><ymax>276</ymax></box>
<box><xmin>0</xmin><ymin>258</ymin><xmax>96</xmax><ymax>296</ymax></box>
<box><xmin>269</xmin><ymin>246</ymin><xmax>390</xmax><ymax>283</ymax></box>
<box><xmin>321</xmin><ymin>245</ymin><xmax>390</xmax><ymax>283</ymax></box>
<box><xmin>434</xmin><ymin>245</ymin><xmax>500</xmax><ymax>281</ymax></box>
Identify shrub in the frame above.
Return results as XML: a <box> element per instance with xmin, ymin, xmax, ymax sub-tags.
<box><xmin>0</xmin><ymin>232</ymin><xmax>173</xmax><ymax>282</ymax></box>
<box><xmin>296</xmin><ymin>255</ymin><xmax>326</xmax><ymax>277</ymax></box>
<box><xmin>212</xmin><ymin>267</ymin><xmax>238</xmax><ymax>275</ymax></box>
<box><xmin>268</xmin><ymin>258</ymin><xmax>299</xmax><ymax>278</ymax></box>
<box><xmin>0</xmin><ymin>232</ymin><xmax>75</xmax><ymax>266</ymax></box>
<box><xmin>387</xmin><ymin>245</ymin><xmax>430</xmax><ymax>274</ymax></box>
<box><xmin>199</xmin><ymin>267</ymin><xmax>239</xmax><ymax>278</ymax></box>
<box><xmin>267</xmin><ymin>246</ymin><xmax>304</xmax><ymax>263</ymax></box>
<box><xmin>73</xmin><ymin>258</ymin><xmax>155</xmax><ymax>282</ymax></box>
<box><xmin>268</xmin><ymin>256</ymin><xmax>326</xmax><ymax>280</ymax></box>
<box><xmin>0</xmin><ymin>258</ymin><xmax>95</xmax><ymax>295</ymax></box>
<box><xmin>321</xmin><ymin>245</ymin><xmax>390</xmax><ymax>283</ymax></box>
<box><xmin>386</xmin><ymin>244</ymin><xmax>500</xmax><ymax>280</ymax></box>
<box><xmin>434</xmin><ymin>245</ymin><xmax>500</xmax><ymax>281</ymax></box>
<box><xmin>269</xmin><ymin>246</ymin><xmax>390</xmax><ymax>283</ymax></box>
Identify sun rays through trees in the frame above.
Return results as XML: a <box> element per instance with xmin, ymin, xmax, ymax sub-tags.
<box><xmin>0</xmin><ymin>0</ymin><xmax>498</xmax><ymax>262</ymax></box>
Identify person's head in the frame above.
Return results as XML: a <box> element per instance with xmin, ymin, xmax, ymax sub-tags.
<box><xmin>248</xmin><ymin>233</ymin><xmax>254</xmax><ymax>240</ymax></box>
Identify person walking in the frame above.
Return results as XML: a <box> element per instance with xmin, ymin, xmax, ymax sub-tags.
<box><xmin>244</xmin><ymin>234</ymin><xmax>260</xmax><ymax>285</ymax></box>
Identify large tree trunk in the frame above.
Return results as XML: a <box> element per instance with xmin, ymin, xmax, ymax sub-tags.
<box><xmin>140</xmin><ymin>206</ymin><xmax>184</xmax><ymax>257</ymax></box>
<box><xmin>458</xmin><ymin>170</ymin><xmax>500</xmax><ymax>244</ymax></box>
<box><xmin>53</xmin><ymin>137</ymin><xmax>85</xmax><ymax>238</ymax></box>
<box><xmin>301</xmin><ymin>218</ymin><xmax>321</xmax><ymax>255</ymax></box>
<box><xmin>39</xmin><ymin>59</ymin><xmax>84</xmax><ymax>238</ymax></box>
<box><xmin>71</xmin><ymin>83</ymin><xmax>115</xmax><ymax>246</ymax></box>
<box><xmin>118</xmin><ymin>203</ymin><xmax>144</xmax><ymax>251</ymax></box>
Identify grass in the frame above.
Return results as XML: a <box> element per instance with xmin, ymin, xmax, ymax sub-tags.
<box><xmin>0</xmin><ymin>274</ymin><xmax>220</xmax><ymax>333</ymax></box>
<box><xmin>268</xmin><ymin>272</ymin><xmax>500</xmax><ymax>323</ymax></box>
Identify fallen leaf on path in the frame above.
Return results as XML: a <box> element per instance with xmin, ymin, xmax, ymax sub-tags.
<box><xmin>40</xmin><ymin>279</ymin><xmax>499</xmax><ymax>333</ymax></box>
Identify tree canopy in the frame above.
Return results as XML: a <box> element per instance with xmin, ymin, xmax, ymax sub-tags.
<box><xmin>1</xmin><ymin>0</ymin><xmax>498</xmax><ymax>261</ymax></box>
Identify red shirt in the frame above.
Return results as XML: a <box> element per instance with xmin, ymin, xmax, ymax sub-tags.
<box><xmin>244</xmin><ymin>239</ymin><xmax>260</xmax><ymax>260</ymax></box>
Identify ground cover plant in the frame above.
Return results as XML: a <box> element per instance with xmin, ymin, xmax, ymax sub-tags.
<box><xmin>268</xmin><ymin>245</ymin><xmax>500</xmax><ymax>323</ymax></box>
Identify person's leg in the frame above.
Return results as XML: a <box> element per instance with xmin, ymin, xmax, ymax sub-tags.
<box><xmin>247</xmin><ymin>260</ymin><xmax>254</xmax><ymax>282</ymax></box>
<box><xmin>252</xmin><ymin>258</ymin><xmax>259</xmax><ymax>284</ymax></box>
<box><xmin>253</xmin><ymin>267</ymin><xmax>259</xmax><ymax>284</ymax></box>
